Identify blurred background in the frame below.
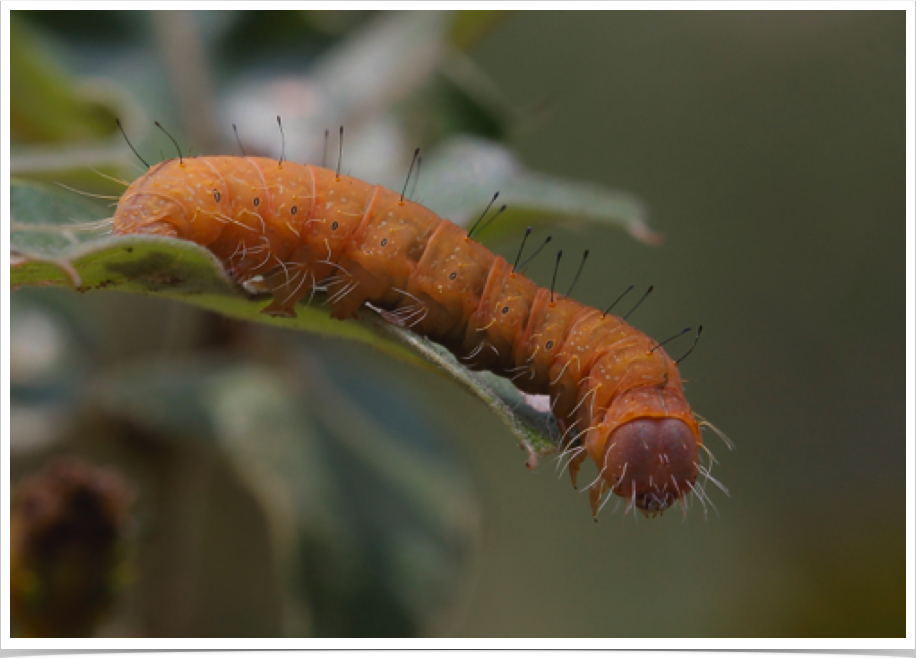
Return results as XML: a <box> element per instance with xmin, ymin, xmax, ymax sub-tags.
<box><xmin>8</xmin><ymin>10</ymin><xmax>906</xmax><ymax>637</ymax></box>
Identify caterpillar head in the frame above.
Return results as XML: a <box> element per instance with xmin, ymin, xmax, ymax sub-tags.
<box><xmin>590</xmin><ymin>387</ymin><xmax>701</xmax><ymax>517</ymax></box>
<box><xmin>604</xmin><ymin>416</ymin><xmax>700</xmax><ymax>515</ymax></box>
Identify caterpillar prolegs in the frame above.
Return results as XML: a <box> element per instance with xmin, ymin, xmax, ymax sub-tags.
<box><xmin>112</xmin><ymin>155</ymin><xmax>714</xmax><ymax>519</ymax></box>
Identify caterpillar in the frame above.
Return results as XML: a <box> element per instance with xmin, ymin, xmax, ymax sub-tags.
<box><xmin>110</xmin><ymin>147</ymin><xmax>721</xmax><ymax>519</ymax></box>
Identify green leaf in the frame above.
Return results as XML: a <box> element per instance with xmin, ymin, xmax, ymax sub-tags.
<box><xmin>10</xmin><ymin>15</ymin><xmax>145</xmax><ymax>178</ymax></box>
<box><xmin>10</xmin><ymin>15</ymin><xmax>118</xmax><ymax>145</ymax></box>
<box><xmin>419</xmin><ymin>136</ymin><xmax>662</xmax><ymax>245</ymax></box>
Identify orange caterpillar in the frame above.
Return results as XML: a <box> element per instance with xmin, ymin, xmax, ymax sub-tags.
<box><xmin>112</xmin><ymin>154</ymin><xmax>712</xmax><ymax>518</ymax></box>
